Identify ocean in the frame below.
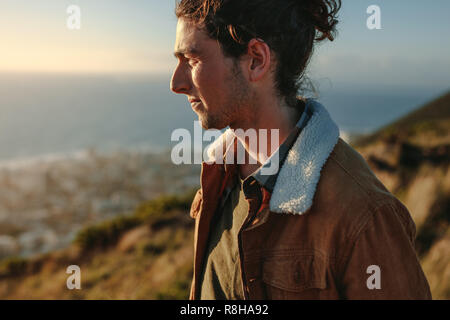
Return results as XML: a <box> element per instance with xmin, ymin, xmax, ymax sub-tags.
<box><xmin>0</xmin><ymin>72</ymin><xmax>447</xmax><ymax>165</ymax></box>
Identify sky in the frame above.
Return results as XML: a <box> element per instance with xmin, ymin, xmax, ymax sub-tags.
<box><xmin>1</xmin><ymin>0</ymin><xmax>450</xmax><ymax>88</ymax></box>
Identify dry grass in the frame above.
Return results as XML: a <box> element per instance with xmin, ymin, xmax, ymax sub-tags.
<box><xmin>0</xmin><ymin>191</ymin><xmax>196</xmax><ymax>300</ymax></box>
<box><xmin>0</xmin><ymin>222</ymin><xmax>194</xmax><ymax>299</ymax></box>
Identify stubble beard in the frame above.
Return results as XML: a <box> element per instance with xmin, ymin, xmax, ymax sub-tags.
<box><xmin>199</xmin><ymin>63</ymin><xmax>252</xmax><ymax>130</ymax></box>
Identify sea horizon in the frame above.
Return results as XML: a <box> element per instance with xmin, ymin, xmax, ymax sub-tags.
<box><xmin>1</xmin><ymin>72</ymin><xmax>448</xmax><ymax>165</ymax></box>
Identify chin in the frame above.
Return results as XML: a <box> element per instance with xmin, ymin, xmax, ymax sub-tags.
<box><xmin>196</xmin><ymin>116</ymin><xmax>210</xmax><ymax>130</ymax></box>
<box><xmin>199</xmin><ymin>117</ymin><xmax>227</xmax><ymax>131</ymax></box>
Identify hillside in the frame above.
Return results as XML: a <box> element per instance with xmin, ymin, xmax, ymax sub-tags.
<box><xmin>352</xmin><ymin>90</ymin><xmax>450</xmax><ymax>299</ymax></box>
<box><xmin>0</xmin><ymin>91</ymin><xmax>448</xmax><ymax>299</ymax></box>
<box><xmin>0</xmin><ymin>191</ymin><xmax>196</xmax><ymax>299</ymax></box>
<box><xmin>354</xmin><ymin>91</ymin><xmax>450</xmax><ymax>148</ymax></box>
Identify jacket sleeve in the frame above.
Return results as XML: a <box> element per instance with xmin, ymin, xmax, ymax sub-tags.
<box><xmin>340</xmin><ymin>201</ymin><xmax>432</xmax><ymax>299</ymax></box>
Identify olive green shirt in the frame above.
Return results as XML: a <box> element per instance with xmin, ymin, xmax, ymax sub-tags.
<box><xmin>199</xmin><ymin>177</ymin><xmax>249</xmax><ymax>300</ymax></box>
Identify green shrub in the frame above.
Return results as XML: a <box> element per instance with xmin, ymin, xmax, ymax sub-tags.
<box><xmin>139</xmin><ymin>242</ymin><xmax>166</xmax><ymax>256</ymax></box>
<box><xmin>134</xmin><ymin>190</ymin><xmax>195</xmax><ymax>223</ymax></box>
<box><xmin>73</xmin><ymin>189</ymin><xmax>197</xmax><ymax>252</ymax></box>
<box><xmin>74</xmin><ymin>215</ymin><xmax>141</xmax><ymax>251</ymax></box>
<box><xmin>0</xmin><ymin>256</ymin><xmax>28</xmax><ymax>277</ymax></box>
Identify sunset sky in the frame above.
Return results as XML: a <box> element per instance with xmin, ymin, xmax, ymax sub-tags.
<box><xmin>1</xmin><ymin>0</ymin><xmax>450</xmax><ymax>87</ymax></box>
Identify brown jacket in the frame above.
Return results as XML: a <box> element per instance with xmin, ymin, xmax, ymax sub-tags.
<box><xmin>189</xmin><ymin>100</ymin><xmax>431</xmax><ymax>300</ymax></box>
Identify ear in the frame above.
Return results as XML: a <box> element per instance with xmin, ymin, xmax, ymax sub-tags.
<box><xmin>246</xmin><ymin>38</ymin><xmax>272</xmax><ymax>82</ymax></box>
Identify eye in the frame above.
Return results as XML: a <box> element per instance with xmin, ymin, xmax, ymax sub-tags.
<box><xmin>188</xmin><ymin>58</ymin><xmax>199</xmax><ymax>68</ymax></box>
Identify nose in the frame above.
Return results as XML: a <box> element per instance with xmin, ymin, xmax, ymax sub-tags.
<box><xmin>170</xmin><ymin>63</ymin><xmax>190</xmax><ymax>95</ymax></box>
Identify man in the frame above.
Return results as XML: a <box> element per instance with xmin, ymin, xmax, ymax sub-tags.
<box><xmin>170</xmin><ymin>0</ymin><xmax>431</xmax><ymax>300</ymax></box>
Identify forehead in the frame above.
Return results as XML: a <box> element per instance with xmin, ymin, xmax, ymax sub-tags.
<box><xmin>174</xmin><ymin>19</ymin><xmax>214</xmax><ymax>57</ymax></box>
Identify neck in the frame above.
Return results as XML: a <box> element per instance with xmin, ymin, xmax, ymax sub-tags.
<box><xmin>230</xmin><ymin>96</ymin><xmax>303</xmax><ymax>176</ymax></box>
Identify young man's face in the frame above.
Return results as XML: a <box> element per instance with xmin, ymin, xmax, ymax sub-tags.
<box><xmin>171</xmin><ymin>18</ymin><xmax>250</xmax><ymax>130</ymax></box>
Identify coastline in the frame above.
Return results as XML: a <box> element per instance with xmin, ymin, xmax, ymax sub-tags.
<box><xmin>0</xmin><ymin>146</ymin><xmax>200</xmax><ymax>260</ymax></box>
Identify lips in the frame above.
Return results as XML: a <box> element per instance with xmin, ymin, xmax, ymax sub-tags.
<box><xmin>189</xmin><ymin>98</ymin><xmax>202</xmax><ymax>110</ymax></box>
<box><xmin>190</xmin><ymin>100</ymin><xmax>202</xmax><ymax>110</ymax></box>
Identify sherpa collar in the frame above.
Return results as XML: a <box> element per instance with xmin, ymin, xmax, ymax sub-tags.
<box><xmin>204</xmin><ymin>99</ymin><xmax>340</xmax><ymax>215</ymax></box>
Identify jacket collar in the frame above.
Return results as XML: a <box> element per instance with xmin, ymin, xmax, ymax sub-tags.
<box><xmin>204</xmin><ymin>99</ymin><xmax>340</xmax><ymax>215</ymax></box>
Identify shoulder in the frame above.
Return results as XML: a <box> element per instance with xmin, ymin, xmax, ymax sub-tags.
<box><xmin>325</xmin><ymin>137</ymin><xmax>393</xmax><ymax>202</ymax></box>
<box><xmin>311</xmin><ymin>138</ymin><xmax>412</xmax><ymax>239</ymax></box>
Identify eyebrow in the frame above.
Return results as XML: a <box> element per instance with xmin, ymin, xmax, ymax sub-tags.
<box><xmin>173</xmin><ymin>47</ymin><xmax>202</xmax><ymax>59</ymax></box>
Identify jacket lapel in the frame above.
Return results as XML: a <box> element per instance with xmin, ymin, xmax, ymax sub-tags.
<box><xmin>191</xmin><ymin>156</ymin><xmax>238</xmax><ymax>299</ymax></box>
<box><xmin>269</xmin><ymin>100</ymin><xmax>340</xmax><ymax>215</ymax></box>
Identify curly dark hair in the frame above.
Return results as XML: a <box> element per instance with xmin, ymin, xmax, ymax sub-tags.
<box><xmin>175</xmin><ymin>0</ymin><xmax>341</xmax><ymax>108</ymax></box>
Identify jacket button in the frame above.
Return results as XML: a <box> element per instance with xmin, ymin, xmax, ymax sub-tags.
<box><xmin>294</xmin><ymin>270</ymin><xmax>302</xmax><ymax>283</ymax></box>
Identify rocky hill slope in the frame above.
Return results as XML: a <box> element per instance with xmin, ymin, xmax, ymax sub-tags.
<box><xmin>353</xmin><ymin>91</ymin><xmax>450</xmax><ymax>299</ymax></box>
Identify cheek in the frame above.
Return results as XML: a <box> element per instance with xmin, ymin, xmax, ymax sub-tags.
<box><xmin>192</xmin><ymin>62</ymin><xmax>224</xmax><ymax>95</ymax></box>
<box><xmin>192</xmin><ymin>64</ymin><xmax>209</xmax><ymax>88</ymax></box>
